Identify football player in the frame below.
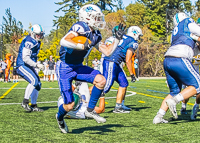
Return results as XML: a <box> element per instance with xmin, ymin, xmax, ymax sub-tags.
<box><xmin>102</xmin><ymin>25</ymin><xmax>143</xmax><ymax>113</ymax></box>
<box><xmin>16</xmin><ymin>24</ymin><xmax>45</xmax><ymax>112</ymax></box>
<box><xmin>56</xmin><ymin>4</ymin><xmax>125</xmax><ymax>133</ymax></box>
<box><xmin>99</xmin><ymin>26</ymin><xmax>134</xmax><ymax>112</ymax></box>
<box><xmin>180</xmin><ymin>18</ymin><xmax>200</xmax><ymax>119</ymax></box>
<box><xmin>153</xmin><ymin>12</ymin><xmax>200</xmax><ymax>124</ymax></box>
<box><xmin>57</xmin><ymin>81</ymin><xmax>105</xmax><ymax>119</ymax></box>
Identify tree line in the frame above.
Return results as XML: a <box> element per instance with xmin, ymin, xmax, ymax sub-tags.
<box><xmin>1</xmin><ymin>0</ymin><xmax>200</xmax><ymax>76</ymax></box>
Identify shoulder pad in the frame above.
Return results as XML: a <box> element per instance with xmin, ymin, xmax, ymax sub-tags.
<box><xmin>188</xmin><ymin>18</ymin><xmax>195</xmax><ymax>23</ymax></box>
<box><xmin>71</xmin><ymin>21</ymin><xmax>89</xmax><ymax>33</ymax></box>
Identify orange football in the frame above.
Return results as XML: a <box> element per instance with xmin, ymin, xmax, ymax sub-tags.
<box><xmin>72</xmin><ymin>36</ymin><xmax>91</xmax><ymax>44</ymax></box>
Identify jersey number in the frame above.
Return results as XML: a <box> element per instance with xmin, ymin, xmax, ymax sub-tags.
<box><xmin>173</xmin><ymin>26</ymin><xmax>178</xmax><ymax>35</ymax></box>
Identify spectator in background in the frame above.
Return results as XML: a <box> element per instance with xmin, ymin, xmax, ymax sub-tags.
<box><xmin>0</xmin><ymin>59</ymin><xmax>3</xmax><ymax>82</ymax></box>
<box><xmin>92</xmin><ymin>57</ymin><xmax>100</xmax><ymax>70</ymax></box>
<box><xmin>43</xmin><ymin>59</ymin><xmax>48</xmax><ymax>81</ymax></box>
<box><xmin>48</xmin><ymin>55</ymin><xmax>55</xmax><ymax>82</ymax></box>
<box><xmin>1</xmin><ymin>59</ymin><xmax>7</xmax><ymax>82</ymax></box>
<box><xmin>134</xmin><ymin>57</ymin><xmax>139</xmax><ymax>81</ymax></box>
<box><xmin>12</xmin><ymin>57</ymin><xmax>18</xmax><ymax>83</ymax></box>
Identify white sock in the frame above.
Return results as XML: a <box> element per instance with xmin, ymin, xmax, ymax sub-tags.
<box><xmin>24</xmin><ymin>84</ymin><xmax>35</xmax><ymax>100</ymax></box>
<box><xmin>43</xmin><ymin>76</ymin><xmax>45</xmax><ymax>81</ymax></box>
<box><xmin>182</xmin><ymin>102</ymin><xmax>186</xmax><ymax>109</ymax></box>
<box><xmin>158</xmin><ymin>108</ymin><xmax>166</xmax><ymax>116</ymax></box>
<box><xmin>31</xmin><ymin>89</ymin><xmax>38</xmax><ymax>104</ymax></box>
<box><xmin>78</xmin><ymin>82</ymin><xmax>90</xmax><ymax>103</ymax></box>
<box><xmin>174</xmin><ymin>93</ymin><xmax>184</xmax><ymax>103</ymax></box>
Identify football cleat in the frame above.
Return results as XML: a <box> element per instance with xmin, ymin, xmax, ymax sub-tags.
<box><xmin>113</xmin><ymin>107</ymin><xmax>130</xmax><ymax>113</ymax></box>
<box><xmin>85</xmin><ymin>110</ymin><xmax>106</xmax><ymax>123</ymax></box>
<box><xmin>31</xmin><ymin>104</ymin><xmax>44</xmax><ymax>112</ymax></box>
<box><xmin>153</xmin><ymin>114</ymin><xmax>168</xmax><ymax>124</ymax></box>
<box><xmin>166</xmin><ymin>98</ymin><xmax>178</xmax><ymax>119</ymax></box>
<box><xmin>56</xmin><ymin>114</ymin><xmax>68</xmax><ymax>133</ymax></box>
<box><xmin>191</xmin><ymin>104</ymin><xmax>199</xmax><ymax>120</ymax></box>
<box><xmin>180</xmin><ymin>107</ymin><xmax>187</xmax><ymax>115</ymax></box>
<box><xmin>121</xmin><ymin>101</ymin><xmax>132</xmax><ymax>111</ymax></box>
<box><xmin>21</xmin><ymin>101</ymin><xmax>31</xmax><ymax>112</ymax></box>
<box><xmin>122</xmin><ymin>104</ymin><xmax>132</xmax><ymax>111</ymax></box>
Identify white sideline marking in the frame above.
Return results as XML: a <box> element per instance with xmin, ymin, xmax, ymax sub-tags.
<box><xmin>0</xmin><ymin>89</ymin><xmax>136</xmax><ymax>106</ymax></box>
<box><xmin>0</xmin><ymin>88</ymin><xmax>59</xmax><ymax>89</ymax></box>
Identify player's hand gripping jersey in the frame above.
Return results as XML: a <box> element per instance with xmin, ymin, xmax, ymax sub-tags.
<box><xmin>104</xmin><ymin>35</ymin><xmax>138</xmax><ymax>64</ymax></box>
<box><xmin>59</xmin><ymin>21</ymin><xmax>102</xmax><ymax>65</ymax></box>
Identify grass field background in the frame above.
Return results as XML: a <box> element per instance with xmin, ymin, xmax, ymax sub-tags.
<box><xmin>0</xmin><ymin>79</ymin><xmax>199</xmax><ymax>143</ymax></box>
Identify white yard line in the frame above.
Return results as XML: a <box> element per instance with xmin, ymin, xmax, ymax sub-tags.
<box><xmin>0</xmin><ymin>89</ymin><xmax>136</xmax><ymax>106</ymax></box>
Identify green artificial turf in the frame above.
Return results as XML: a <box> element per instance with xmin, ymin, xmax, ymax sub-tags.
<box><xmin>0</xmin><ymin>79</ymin><xmax>199</xmax><ymax>143</ymax></box>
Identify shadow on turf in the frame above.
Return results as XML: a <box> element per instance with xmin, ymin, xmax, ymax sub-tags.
<box><xmin>105</xmin><ymin>105</ymin><xmax>151</xmax><ymax>113</ymax></box>
<box><xmin>71</xmin><ymin>124</ymin><xmax>137</xmax><ymax>134</ymax></box>
<box><xmin>0</xmin><ymin>97</ymin><xmax>12</xmax><ymax>100</ymax></box>
<box><xmin>39</xmin><ymin>106</ymin><xmax>58</xmax><ymax>111</ymax></box>
<box><xmin>167</xmin><ymin>110</ymin><xmax>200</xmax><ymax>124</ymax></box>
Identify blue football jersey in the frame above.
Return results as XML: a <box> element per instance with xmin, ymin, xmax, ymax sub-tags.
<box><xmin>59</xmin><ymin>21</ymin><xmax>102</xmax><ymax>64</ymax></box>
<box><xmin>16</xmin><ymin>35</ymin><xmax>40</xmax><ymax>67</ymax></box>
<box><xmin>171</xmin><ymin>18</ymin><xmax>195</xmax><ymax>49</ymax></box>
<box><xmin>104</xmin><ymin>35</ymin><xmax>138</xmax><ymax>64</ymax></box>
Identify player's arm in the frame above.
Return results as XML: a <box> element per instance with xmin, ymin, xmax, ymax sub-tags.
<box><xmin>126</xmin><ymin>49</ymin><xmax>134</xmax><ymax>75</ymax></box>
<box><xmin>60</xmin><ymin>24</ymin><xmax>90</xmax><ymax>50</ymax></box>
<box><xmin>22</xmin><ymin>42</ymin><xmax>44</xmax><ymax>70</ymax></box>
<box><xmin>98</xmin><ymin>39</ymin><xmax>119</xmax><ymax>56</ymax></box>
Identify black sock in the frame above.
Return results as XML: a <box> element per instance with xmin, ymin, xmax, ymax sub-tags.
<box><xmin>23</xmin><ymin>99</ymin><xmax>29</xmax><ymax>104</ymax></box>
<box><xmin>31</xmin><ymin>104</ymin><xmax>37</xmax><ymax>108</ymax></box>
<box><xmin>87</xmin><ymin>107</ymin><xmax>94</xmax><ymax>112</ymax></box>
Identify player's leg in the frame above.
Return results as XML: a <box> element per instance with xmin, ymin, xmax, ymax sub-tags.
<box><xmin>114</xmin><ymin>66</ymin><xmax>130</xmax><ymax>112</ymax></box>
<box><xmin>29</xmin><ymin>71</ymin><xmax>43</xmax><ymax>112</ymax></box>
<box><xmin>75</xmin><ymin>65</ymin><xmax>106</xmax><ymax>123</ymax></box>
<box><xmin>66</xmin><ymin>82</ymin><xmax>90</xmax><ymax>119</ymax></box>
<box><xmin>153</xmin><ymin>57</ymin><xmax>182</xmax><ymax>124</ymax></box>
<box><xmin>191</xmin><ymin>93</ymin><xmax>200</xmax><ymax>120</ymax></box>
<box><xmin>166</xmin><ymin>58</ymin><xmax>200</xmax><ymax>119</ymax></box>
<box><xmin>16</xmin><ymin>65</ymin><xmax>41</xmax><ymax>112</ymax></box>
<box><xmin>180</xmin><ymin>84</ymin><xmax>189</xmax><ymax>114</ymax></box>
<box><xmin>190</xmin><ymin>65</ymin><xmax>200</xmax><ymax>120</ymax></box>
<box><xmin>55</xmin><ymin>61</ymin><xmax>76</xmax><ymax>133</ymax></box>
<box><xmin>94</xmin><ymin>93</ymin><xmax>105</xmax><ymax>114</ymax></box>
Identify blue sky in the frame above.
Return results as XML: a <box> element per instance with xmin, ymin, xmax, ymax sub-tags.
<box><xmin>0</xmin><ymin>0</ymin><xmax>197</xmax><ymax>35</ymax></box>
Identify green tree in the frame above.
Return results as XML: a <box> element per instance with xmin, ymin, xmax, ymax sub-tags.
<box><xmin>140</xmin><ymin>0</ymin><xmax>192</xmax><ymax>37</ymax></box>
<box><xmin>2</xmin><ymin>8</ymin><xmax>23</xmax><ymax>44</ymax></box>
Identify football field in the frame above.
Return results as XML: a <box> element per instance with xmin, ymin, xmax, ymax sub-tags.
<box><xmin>0</xmin><ymin>79</ymin><xmax>199</xmax><ymax>143</ymax></box>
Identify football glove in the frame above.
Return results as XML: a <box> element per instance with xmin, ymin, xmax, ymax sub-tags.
<box><xmin>83</xmin><ymin>38</ymin><xmax>92</xmax><ymax>50</ymax></box>
<box><xmin>131</xmin><ymin>74</ymin><xmax>136</xmax><ymax>83</ymax></box>
<box><xmin>36</xmin><ymin>63</ymin><xmax>44</xmax><ymax>71</ymax></box>
<box><xmin>114</xmin><ymin>23</ymin><xmax>126</xmax><ymax>40</ymax></box>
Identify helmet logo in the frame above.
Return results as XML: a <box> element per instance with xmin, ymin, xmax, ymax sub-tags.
<box><xmin>85</xmin><ymin>6</ymin><xmax>96</xmax><ymax>12</ymax></box>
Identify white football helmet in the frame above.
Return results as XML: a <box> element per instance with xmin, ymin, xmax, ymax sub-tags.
<box><xmin>79</xmin><ymin>4</ymin><xmax>106</xmax><ymax>29</ymax></box>
<box><xmin>127</xmin><ymin>26</ymin><xmax>143</xmax><ymax>41</ymax></box>
<box><xmin>30</xmin><ymin>24</ymin><xmax>45</xmax><ymax>41</ymax></box>
<box><xmin>173</xmin><ymin>12</ymin><xmax>188</xmax><ymax>26</ymax></box>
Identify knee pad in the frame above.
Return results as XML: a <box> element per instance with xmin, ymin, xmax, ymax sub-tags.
<box><xmin>35</xmin><ymin>82</ymin><xmax>42</xmax><ymax>91</ymax></box>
